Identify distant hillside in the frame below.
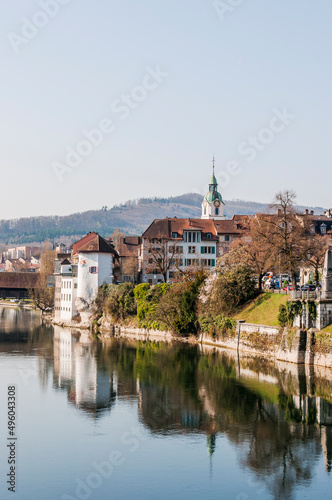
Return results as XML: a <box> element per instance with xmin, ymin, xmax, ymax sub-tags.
<box><xmin>0</xmin><ymin>194</ymin><xmax>325</xmax><ymax>246</ymax></box>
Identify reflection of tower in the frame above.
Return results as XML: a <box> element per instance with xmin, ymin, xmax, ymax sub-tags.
<box><xmin>317</xmin><ymin>397</ymin><xmax>332</xmax><ymax>473</ymax></box>
<box><xmin>53</xmin><ymin>327</ymin><xmax>78</xmax><ymax>388</ymax></box>
<box><xmin>207</xmin><ymin>434</ymin><xmax>216</xmax><ymax>479</ymax></box>
<box><xmin>75</xmin><ymin>342</ymin><xmax>115</xmax><ymax>412</ymax></box>
<box><xmin>321</xmin><ymin>426</ymin><xmax>332</xmax><ymax>473</ymax></box>
<box><xmin>53</xmin><ymin>326</ymin><xmax>115</xmax><ymax>417</ymax></box>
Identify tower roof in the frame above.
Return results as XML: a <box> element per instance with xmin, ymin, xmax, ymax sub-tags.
<box><xmin>209</xmin><ymin>167</ymin><xmax>218</xmax><ymax>187</ymax></box>
<box><xmin>204</xmin><ymin>164</ymin><xmax>224</xmax><ymax>204</ymax></box>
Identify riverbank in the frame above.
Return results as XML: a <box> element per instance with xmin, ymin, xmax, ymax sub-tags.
<box><xmin>96</xmin><ymin>315</ymin><xmax>332</xmax><ymax>368</ymax></box>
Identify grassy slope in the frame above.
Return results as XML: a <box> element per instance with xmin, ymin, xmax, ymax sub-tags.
<box><xmin>320</xmin><ymin>324</ymin><xmax>332</xmax><ymax>333</ymax></box>
<box><xmin>232</xmin><ymin>293</ymin><xmax>288</xmax><ymax>326</ymax></box>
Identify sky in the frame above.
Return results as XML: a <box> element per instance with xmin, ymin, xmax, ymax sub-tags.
<box><xmin>1</xmin><ymin>0</ymin><xmax>332</xmax><ymax>219</ymax></box>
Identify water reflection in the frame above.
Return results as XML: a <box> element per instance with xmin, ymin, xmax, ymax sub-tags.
<box><xmin>1</xmin><ymin>309</ymin><xmax>332</xmax><ymax>499</ymax></box>
<box><xmin>53</xmin><ymin>327</ymin><xmax>116</xmax><ymax>417</ymax></box>
<box><xmin>96</xmin><ymin>339</ymin><xmax>332</xmax><ymax>499</ymax></box>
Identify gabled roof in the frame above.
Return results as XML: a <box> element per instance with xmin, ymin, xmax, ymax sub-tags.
<box><xmin>72</xmin><ymin>232</ymin><xmax>117</xmax><ymax>255</ymax></box>
<box><xmin>142</xmin><ymin>218</ymin><xmax>218</xmax><ymax>241</ymax></box>
<box><xmin>61</xmin><ymin>258</ymin><xmax>71</xmax><ymax>265</ymax></box>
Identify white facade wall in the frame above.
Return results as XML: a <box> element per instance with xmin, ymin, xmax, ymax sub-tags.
<box><xmin>60</xmin><ymin>276</ymin><xmax>78</xmax><ymax>321</ymax></box>
<box><xmin>77</xmin><ymin>252</ymin><xmax>113</xmax><ymax>303</ymax></box>
<box><xmin>97</xmin><ymin>253</ymin><xmax>113</xmax><ymax>287</ymax></box>
<box><xmin>141</xmin><ymin>234</ymin><xmax>217</xmax><ymax>284</ymax></box>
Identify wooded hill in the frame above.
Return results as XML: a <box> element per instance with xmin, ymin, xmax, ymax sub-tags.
<box><xmin>0</xmin><ymin>194</ymin><xmax>325</xmax><ymax>246</ymax></box>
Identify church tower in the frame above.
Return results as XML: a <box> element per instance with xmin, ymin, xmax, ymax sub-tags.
<box><xmin>201</xmin><ymin>159</ymin><xmax>226</xmax><ymax>220</ymax></box>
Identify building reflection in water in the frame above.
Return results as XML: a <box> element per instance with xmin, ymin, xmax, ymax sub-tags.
<box><xmin>53</xmin><ymin>326</ymin><xmax>116</xmax><ymax>417</ymax></box>
<box><xmin>49</xmin><ymin>331</ymin><xmax>332</xmax><ymax>496</ymax></box>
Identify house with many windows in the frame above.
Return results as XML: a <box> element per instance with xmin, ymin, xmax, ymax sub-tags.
<box><xmin>54</xmin><ymin>232</ymin><xmax>118</xmax><ymax>322</ymax></box>
<box><xmin>139</xmin><ymin>218</ymin><xmax>218</xmax><ymax>284</ymax></box>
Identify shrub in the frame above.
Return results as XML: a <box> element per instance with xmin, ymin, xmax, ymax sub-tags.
<box><xmin>200</xmin><ymin>264</ymin><xmax>257</xmax><ymax>316</ymax></box>
<box><xmin>105</xmin><ymin>283</ymin><xmax>136</xmax><ymax>321</ymax></box>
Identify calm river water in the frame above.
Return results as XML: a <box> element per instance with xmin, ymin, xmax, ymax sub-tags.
<box><xmin>1</xmin><ymin>307</ymin><xmax>332</xmax><ymax>500</ymax></box>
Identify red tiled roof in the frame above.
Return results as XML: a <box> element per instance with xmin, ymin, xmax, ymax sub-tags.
<box><xmin>214</xmin><ymin>217</ymin><xmax>250</xmax><ymax>234</ymax></box>
<box><xmin>72</xmin><ymin>232</ymin><xmax>118</xmax><ymax>255</ymax></box>
<box><xmin>142</xmin><ymin>218</ymin><xmax>218</xmax><ymax>241</ymax></box>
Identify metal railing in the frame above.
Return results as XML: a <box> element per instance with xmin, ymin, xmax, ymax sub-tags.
<box><xmin>290</xmin><ymin>290</ymin><xmax>319</xmax><ymax>300</ymax></box>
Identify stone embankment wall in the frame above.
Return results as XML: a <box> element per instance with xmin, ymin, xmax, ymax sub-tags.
<box><xmin>200</xmin><ymin>322</ymin><xmax>332</xmax><ymax>368</ymax></box>
<box><xmin>90</xmin><ymin>313</ymin><xmax>332</xmax><ymax>368</ymax></box>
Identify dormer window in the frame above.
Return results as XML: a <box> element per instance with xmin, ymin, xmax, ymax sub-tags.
<box><xmin>320</xmin><ymin>224</ymin><xmax>327</xmax><ymax>234</ymax></box>
<box><xmin>172</xmin><ymin>232</ymin><xmax>178</xmax><ymax>239</ymax></box>
<box><xmin>206</xmin><ymin>233</ymin><xmax>212</xmax><ymax>240</ymax></box>
<box><xmin>310</xmin><ymin>224</ymin><xmax>315</xmax><ymax>234</ymax></box>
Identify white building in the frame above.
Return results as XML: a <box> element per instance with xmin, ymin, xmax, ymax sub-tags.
<box><xmin>54</xmin><ymin>232</ymin><xmax>117</xmax><ymax>322</ymax></box>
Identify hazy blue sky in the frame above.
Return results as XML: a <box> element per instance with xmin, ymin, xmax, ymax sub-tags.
<box><xmin>1</xmin><ymin>0</ymin><xmax>332</xmax><ymax>218</ymax></box>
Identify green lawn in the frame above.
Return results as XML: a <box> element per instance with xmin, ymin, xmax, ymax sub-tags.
<box><xmin>320</xmin><ymin>324</ymin><xmax>332</xmax><ymax>333</ymax></box>
<box><xmin>232</xmin><ymin>293</ymin><xmax>288</xmax><ymax>326</ymax></box>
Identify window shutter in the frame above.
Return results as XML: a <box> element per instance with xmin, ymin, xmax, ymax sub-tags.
<box><xmin>212</xmin><ymin>247</ymin><xmax>215</xmax><ymax>254</ymax></box>
<box><xmin>201</xmin><ymin>246</ymin><xmax>204</xmax><ymax>254</ymax></box>
<box><xmin>212</xmin><ymin>259</ymin><xmax>215</xmax><ymax>267</ymax></box>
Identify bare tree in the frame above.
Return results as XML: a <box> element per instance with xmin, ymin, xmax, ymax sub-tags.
<box><xmin>110</xmin><ymin>228</ymin><xmax>125</xmax><ymax>249</ymax></box>
<box><xmin>260</xmin><ymin>190</ymin><xmax>311</xmax><ymax>288</ymax></box>
<box><xmin>224</xmin><ymin>216</ymin><xmax>274</xmax><ymax>290</ymax></box>
<box><xmin>30</xmin><ymin>240</ymin><xmax>55</xmax><ymax>312</ymax></box>
<box><xmin>305</xmin><ymin>234</ymin><xmax>330</xmax><ymax>285</ymax></box>
<box><xmin>145</xmin><ymin>238</ymin><xmax>181</xmax><ymax>283</ymax></box>
<box><xmin>122</xmin><ymin>255</ymin><xmax>139</xmax><ymax>284</ymax></box>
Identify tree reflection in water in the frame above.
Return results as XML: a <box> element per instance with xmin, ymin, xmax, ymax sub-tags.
<box><xmin>99</xmin><ymin>339</ymin><xmax>332</xmax><ymax>499</ymax></box>
<box><xmin>3</xmin><ymin>315</ymin><xmax>331</xmax><ymax>500</ymax></box>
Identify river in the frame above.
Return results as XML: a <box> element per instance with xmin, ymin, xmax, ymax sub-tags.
<box><xmin>0</xmin><ymin>307</ymin><xmax>332</xmax><ymax>500</ymax></box>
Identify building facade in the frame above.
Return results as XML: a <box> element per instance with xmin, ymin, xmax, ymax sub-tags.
<box><xmin>54</xmin><ymin>232</ymin><xmax>117</xmax><ymax>322</ymax></box>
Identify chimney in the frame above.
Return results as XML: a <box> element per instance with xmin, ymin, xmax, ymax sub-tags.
<box><xmin>188</xmin><ymin>218</ymin><xmax>191</xmax><ymax>227</ymax></box>
<box><xmin>277</xmin><ymin>208</ymin><xmax>282</xmax><ymax>216</ymax></box>
<box><xmin>305</xmin><ymin>209</ymin><xmax>309</xmax><ymax>215</ymax></box>
<box><xmin>310</xmin><ymin>210</ymin><xmax>314</xmax><ymax>215</ymax></box>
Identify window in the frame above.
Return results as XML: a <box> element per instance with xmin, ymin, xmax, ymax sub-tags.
<box><xmin>215</xmin><ymin>208</ymin><xmax>219</xmax><ymax>215</ymax></box>
<box><xmin>206</xmin><ymin>233</ymin><xmax>212</xmax><ymax>239</ymax></box>
<box><xmin>201</xmin><ymin>259</ymin><xmax>216</xmax><ymax>267</ymax></box>
<box><xmin>320</xmin><ymin>224</ymin><xmax>327</xmax><ymax>234</ymax></box>
<box><xmin>225</xmin><ymin>235</ymin><xmax>229</xmax><ymax>242</ymax></box>
<box><xmin>185</xmin><ymin>258</ymin><xmax>198</xmax><ymax>266</ymax></box>
<box><xmin>188</xmin><ymin>246</ymin><xmax>196</xmax><ymax>254</ymax></box>
<box><xmin>200</xmin><ymin>246</ymin><xmax>215</xmax><ymax>254</ymax></box>
<box><xmin>172</xmin><ymin>232</ymin><xmax>178</xmax><ymax>238</ymax></box>
<box><xmin>204</xmin><ymin>207</ymin><xmax>206</xmax><ymax>215</ymax></box>
<box><xmin>89</xmin><ymin>266</ymin><xmax>98</xmax><ymax>274</ymax></box>
<box><xmin>74</xmin><ymin>283</ymin><xmax>77</xmax><ymax>289</ymax></box>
